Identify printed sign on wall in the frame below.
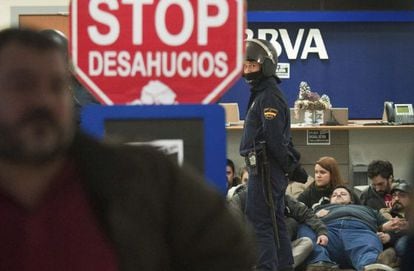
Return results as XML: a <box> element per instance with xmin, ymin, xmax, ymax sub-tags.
<box><xmin>70</xmin><ymin>0</ymin><xmax>245</xmax><ymax>105</ymax></box>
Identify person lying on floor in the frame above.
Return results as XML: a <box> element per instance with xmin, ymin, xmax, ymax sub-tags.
<box><xmin>299</xmin><ymin>185</ymin><xmax>398</xmax><ymax>271</ymax></box>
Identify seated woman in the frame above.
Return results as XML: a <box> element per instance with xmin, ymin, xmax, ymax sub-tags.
<box><xmin>298</xmin><ymin>156</ymin><xmax>359</xmax><ymax>210</ymax></box>
<box><xmin>239</xmin><ymin>166</ymin><xmax>249</xmax><ymax>185</ymax></box>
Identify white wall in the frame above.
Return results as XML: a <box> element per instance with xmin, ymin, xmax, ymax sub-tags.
<box><xmin>349</xmin><ymin>129</ymin><xmax>414</xmax><ymax>182</ymax></box>
<box><xmin>0</xmin><ymin>0</ymin><xmax>69</xmax><ymax>29</ymax></box>
<box><xmin>227</xmin><ymin>127</ymin><xmax>414</xmax><ymax>184</ymax></box>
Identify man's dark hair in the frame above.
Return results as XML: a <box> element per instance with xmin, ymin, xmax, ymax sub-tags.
<box><xmin>0</xmin><ymin>28</ymin><xmax>67</xmax><ymax>63</ymax></box>
<box><xmin>332</xmin><ymin>185</ymin><xmax>361</xmax><ymax>204</ymax></box>
<box><xmin>227</xmin><ymin>158</ymin><xmax>235</xmax><ymax>173</ymax></box>
<box><xmin>367</xmin><ymin>160</ymin><xmax>393</xmax><ymax>180</ymax></box>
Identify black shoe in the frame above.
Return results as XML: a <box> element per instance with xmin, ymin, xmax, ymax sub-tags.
<box><xmin>306</xmin><ymin>261</ymin><xmax>339</xmax><ymax>271</ymax></box>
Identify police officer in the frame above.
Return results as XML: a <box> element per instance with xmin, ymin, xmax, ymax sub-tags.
<box><xmin>240</xmin><ymin>39</ymin><xmax>303</xmax><ymax>271</ymax></box>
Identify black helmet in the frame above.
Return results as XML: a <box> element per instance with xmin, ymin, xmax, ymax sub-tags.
<box><xmin>391</xmin><ymin>181</ymin><xmax>412</xmax><ymax>194</ymax></box>
<box><xmin>245</xmin><ymin>39</ymin><xmax>278</xmax><ymax>77</ymax></box>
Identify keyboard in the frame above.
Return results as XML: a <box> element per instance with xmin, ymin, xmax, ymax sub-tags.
<box><xmin>362</xmin><ymin>122</ymin><xmax>390</xmax><ymax>126</ymax></box>
<box><xmin>363</xmin><ymin>121</ymin><xmax>414</xmax><ymax>126</ymax></box>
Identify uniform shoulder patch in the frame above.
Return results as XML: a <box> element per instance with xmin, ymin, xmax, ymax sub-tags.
<box><xmin>264</xmin><ymin>107</ymin><xmax>278</xmax><ymax>120</ymax></box>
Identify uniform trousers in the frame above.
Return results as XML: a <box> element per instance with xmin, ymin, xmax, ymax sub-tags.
<box><xmin>245</xmin><ymin>161</ymin><xmax>293</xmax><ymax>271</ymax></box>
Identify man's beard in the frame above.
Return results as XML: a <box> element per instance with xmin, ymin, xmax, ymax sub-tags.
<box><xmin>376</xmin><ymin>189</ymin><xmax>388</xmax><ymax>197</ymax></box>
<box><xmin>0</xmin><ymin>108</ymin><xmax>73</xmax><ymax>165</ymax></box>
<box><xmin>391</xmin><ymin>201</ymin><xmax>404</xmax><ymax>213</ymax></box>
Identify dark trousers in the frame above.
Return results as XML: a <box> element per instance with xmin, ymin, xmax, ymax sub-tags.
<box><xmin>245</xmin><ymin>163</ymin><xmax>292</xmax><ymax>271</ymax></box>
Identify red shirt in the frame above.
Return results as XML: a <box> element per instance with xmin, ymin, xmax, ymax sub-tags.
<box><xmin>384</xmin><ymin>193</ymin><xmax>393</xmax><ymax>208</ymax></box>
<box><xmin>0</xmin><ymin>160</ymin><xmax>118</xmax><ymax>271</ymax></box>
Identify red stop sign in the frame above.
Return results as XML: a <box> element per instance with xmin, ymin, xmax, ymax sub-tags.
<box><xmin>70</xmin><ymin>0</ymin><xmax>245</xmax><ymax>105</ymax></box>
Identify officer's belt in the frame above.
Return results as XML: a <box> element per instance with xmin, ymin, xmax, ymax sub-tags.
<box><xmin>240</xmin><ymin>144</ymin><xmax>265</xmax><ymax>157</ymax></box>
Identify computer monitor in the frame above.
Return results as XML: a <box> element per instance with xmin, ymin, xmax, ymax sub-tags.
<box><xmin>219</xmin><ymin>103</ymin><xmax>243</xmax><ymax>125</ymax></box>
<box><xmin>80</xmin><ymin>104</ymin><xmax>227</xmax><ymax>194</ymax></box>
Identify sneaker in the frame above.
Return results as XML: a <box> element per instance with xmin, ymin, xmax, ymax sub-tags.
<box><xmin>306</xmin><ymin>261</ymin><xmax>339</xmax><ymax>271</ymax></box>
<box><xmin>363</xmin><ymin>263</ymin><xmax>394</xmax><ymax>271</ymax></box>
<box><xmin>292</xmin><ymin>237</ymin><xmax>313</xmax><ymax>268</ymax></box>
<box><xmin>377</xmin><ymin>248</ymin><xmax>399</xmax><ymax>268</ymax></box>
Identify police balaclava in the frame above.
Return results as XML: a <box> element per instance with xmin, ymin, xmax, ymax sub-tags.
<box><xmin>243</xmin><ymin>70</ymin><xmax>263</xmax><ymax>86</ymax></box>
<box><xmin>243</xmin><ymin>39</ymin><xmax>278</xmax><ymax>86</ymax></box>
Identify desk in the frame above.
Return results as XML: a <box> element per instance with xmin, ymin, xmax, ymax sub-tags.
<box><xmin>227</xmin><ymin>120</ymin><xmax>414</xmax><ymax>130</ymax></box>
<box><xmin>226</xmin><ymin>121</ymin><xmax>414</xmax><ymax>185</ymax></box>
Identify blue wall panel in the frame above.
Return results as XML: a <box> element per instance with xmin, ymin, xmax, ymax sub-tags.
<box><xmin>219</xmin><ymin>21</ymin><xmax>414</xmax><ymax>119</ymax></box>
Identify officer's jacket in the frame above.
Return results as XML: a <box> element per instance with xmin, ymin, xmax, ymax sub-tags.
<box><xmin>240</xmin><ymin>76</ymin><xmax>299</xmax><ymax>174</ymax></box>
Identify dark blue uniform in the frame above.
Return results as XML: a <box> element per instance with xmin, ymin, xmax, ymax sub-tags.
<box><xmin>240</xmin><ymin>76</ymin><xmax>299</xmax><ymax>271</ymax></box>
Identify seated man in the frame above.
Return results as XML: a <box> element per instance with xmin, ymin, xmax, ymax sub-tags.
<box><xmin>226</xmin><ymin>158</ymin><xmax>241</xmax><ymax>190</ymax></box>
<box><xmin>361</xmin><ymin>160</ymin><xmax>395</xmax><ymax>210</ymax></box>
<box><xmin>378</xmin><ymin>181</ymin><xmax>412</xmax><ymax>264</ymax></box>
<box><xmin>300</xmin><ymin>186</ymin><xmax>397</xmax><ymax>271</ymax></box>
<box><xmin>227</xmin><ymin>166</ymin><xmax>248</xmax><ymax>199</ymax></box>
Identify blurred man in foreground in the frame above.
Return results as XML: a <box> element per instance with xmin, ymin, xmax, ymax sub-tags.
<box><xmin>0</xmin><ymin>27</ymin><xmax>255</xmax><ymax>271</ymax></box>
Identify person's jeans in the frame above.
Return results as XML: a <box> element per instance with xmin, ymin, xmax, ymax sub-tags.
<box><xmin>297</xmin><ymin>224</ymin><xmax>333</xmax><ymax>265</ymax></box>
<box><xmin>298</xmin><ymin>219</ymin><xmax>383</xmax><ymax>271</ymax></box>
<box><xmin>395</xmin><ymin>235</ymin><xmax>408</xmax><ymax>257</ymax></box>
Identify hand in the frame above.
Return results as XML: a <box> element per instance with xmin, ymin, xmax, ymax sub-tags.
<box><xmin>316</xmin><ymin>209</ymin><xmax>329</xmax><ymax>218</ymax></box>
<box><xmin>382</xmin><ymin>217</ymin><xmax>403</xmax><ymax>231</ymax></box>
<box><xmin>377</xmin><ymin>232</ymin><xmax>391</xmax><ymax>244</ymax></box>
<box><xmin>398</xmin><ymin>218</ymin><xmax>409</xmax><ymax>230</ymax></box>
<box><xmin>316</xmin><ymin>235</ymin><xmax>328</xmax><ymax>246</ymax></box>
